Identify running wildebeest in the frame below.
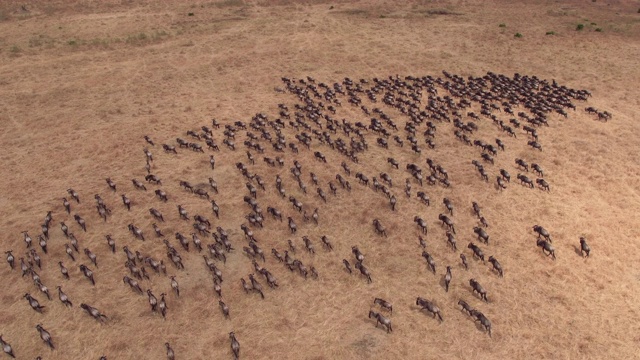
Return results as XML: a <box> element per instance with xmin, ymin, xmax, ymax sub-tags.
<box><xmin>471</xmin><ymin>310</ymin><xmax>492</xmax><ymax>337</ymax></box>
<box><xmin>532</xmin><ymin>225</ymin><xmax>551</xmax><ymax>242</ymax></box>
<box><xmin>467</xmin><ymin>242</ymin><xmax>485</xmax><ymax>262</ymax></box>
<box><xmin>469</xmin><ymin>278</ymin><xmax>488</xmax><ymax>302</ymax></box>
<box><xmin>460</xmin><ymin>253</ymin><xmax>468</xmax><ymax>270</ymax></box>
<box><xmin>36</xmin><ymin>324</ymin><xmax>54</xmax><ymax>349</ymax></box>
<box><xmin>473</xmin><ymin>227</ymin><xmax>489</xmax><ymax>245</ymax></box>
<box><xmin>343</xmin><ymin>259</ymin><xmax>353</xmax><ymax>274</ymax></box>
<box><xmin>416</xmin><ymin>297</ymin><xmax>443</xmax><ymax>322</ymax></box>
<box><xmin>580</xmin><ymin>237</ymin><xmax>591</xmax><ymax>257</ymax></box>
<box><xmin>536</xmin><ymin>239</ymin><xmax>556</xmax><ymax>259</ymax></box>
<box><xmin>488</xmin><ymin>256</ymin><xmax>503</xmax><ymax>277</ymax></box>
<box><xmin>536</xmin><ymin>178</ymin><xmax>550</xmax><ymax>191</ymax></box>
<box><xmin>515</xmin><ymin>158</ymin><xmax>529</xmax><ymax>171</ymax></box>
<box><xmin>438</xmin><ymin>214</ymin><xmax>455</xmax><ymax>234</ymax></box>
<box><xmin>0</xmin><ymin>334</ymin><xmax>15</xmax><ymax>358</ymax></box>
<box><xmin>444</xmin><ymin>266</ymin><xmax>452</xmax><ymax>292</ymax></box>
<box><xmin>422</xmin><ymin>251</ymin><xmax>436</xmax><ymax>274</ymax></box>
<box><xmin>229</xmin><ymin>332</ymin><xmax>240</xmax><ymax>359</ymax></box>
<box><xmin>517</xmin><ymin>174</ymin><xmax>534</xmax><ymax>188</ymax></box>
<box><xmin>368</xmin><ymin>310</ymin><xmax>392</xmax><ymax>333</ymax></box>
<box><xmin>372</xmin><ymin>219</ymin><xmax>387</xmax><ymax>237</ymax></box>
<box><xmin>374</xmin><ymin>298</ymin><xmax>393</xmax><ymax>314</ymax></box>
<box><xmin>80</xmin><ymin>303</ymin><xmax>108</xmax><ymax>322</ymax></box>
<box><xmin>457</xmin><ymin>299</ymin><xmax>474</xmax><ymax>316</ymax></box>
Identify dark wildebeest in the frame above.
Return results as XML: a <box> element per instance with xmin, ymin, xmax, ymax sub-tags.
<box><xmin>580</xmin><ymin>237</ymin><xmax>591</xmax><ymax>257</ymax></box>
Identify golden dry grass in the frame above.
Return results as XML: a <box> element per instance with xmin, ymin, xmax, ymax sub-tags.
<box><xmin>1</xmin><ymin>0</ymin><xmax>640</xmax><ymax>359</ymax></box>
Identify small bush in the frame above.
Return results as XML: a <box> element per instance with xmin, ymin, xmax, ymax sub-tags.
<box><xmin>379</xmin><ymin>14</ymin><xmax>386</xmax><ymax>18</ymax></box>
<box><xmin>10</xmin><ymin>45</ymin><xmax>21</xmax><ymax>53</ymax></box>
<box><xmin>499</xmin><ymin>23</ymin><xmax>506</xmax><ymax>27</ymax></box>
<box><xmin>576</xmin><ymin>23</ymin><xmax>584</xmax><ymax>31</ymax></box>
<box><xmin>546</xmin><ymin>31</ymin><xmax>555</xmax><ymax>35</ymax></box>
<box><xmin>514</xmin><ymin>32</ymin><xmax>523</xmax><ymax>38</ymax></box>
<box><xmin>590</xmin><ymin>22</ymin><xmax>597</xmax><ymax>26</ymax></box>
<box><xmin>67</xmin><ymin>40</ymin><xmax>77</xmax><ymax>46</ymax></box>
<box><xmin>188</xmin><ymin>12</ymin><xmax>194</xmax><ymax>16</ymax></box>
<box><xmin>595</xmin><ymin>28</ymin><xmax>602</xmax><ymax>32</ymax></box>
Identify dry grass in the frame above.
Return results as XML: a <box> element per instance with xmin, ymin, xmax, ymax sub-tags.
<box><xmin>1</xmin><ymin>0</ymin><xmax>640</xmax><ymax>359</ymax></box>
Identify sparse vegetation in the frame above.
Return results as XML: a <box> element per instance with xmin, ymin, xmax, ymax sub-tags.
<box><xmin>546</xmin><ymin>31</ymin><xmax>556</xmax><ymax>35</ymax></box>
<box><xmin>595</xmin><ymin>28</ymin><xmax>603</xmax><ymax>32</ymax></box>
<box><xmin>9</xmin><ymin>45</ymin><xmax>21</xmax><ymax>53</ymax></box>
<box><xmin>499</xmin><ymin>23</ymin><xmax>506</xmax><ymax>27</ymax></box>
<box><xmin>188</xmin><ymin>12</ymin><xmax>194</xmax><ymax>16</ymax></box>
<box><xmin>576</xmin><ymin>23</ymin><xmax>585</xmax><ymax>31</ymax></box>
<box><xmin>213</xmin><ymin>0</ymin><xmax>244</xmax><ymax>7</ymax></box>
<box><xmin>514</xmin><ymin>32</ymin><xmax>523</xmax><ymax>38</ymax></box>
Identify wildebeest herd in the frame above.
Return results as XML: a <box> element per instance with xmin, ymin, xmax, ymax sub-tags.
<box><xmin>2</xmin><ymin>71</ymin><xmax>602</xmax><ymax>359</ymax></box>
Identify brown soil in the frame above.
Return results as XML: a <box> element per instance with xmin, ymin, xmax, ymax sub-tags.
<box><xmin>1</xmin><ymin>0</ymin><xmax>640</xmax><ymax>359</ymax></box>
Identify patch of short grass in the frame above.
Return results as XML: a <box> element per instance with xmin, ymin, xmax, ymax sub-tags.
<box><xmin>213</xmin><ymin>0</ymin><xmax>244</xmax><ymax>7</ymax></box>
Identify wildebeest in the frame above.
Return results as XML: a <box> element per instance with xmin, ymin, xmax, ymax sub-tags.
<box><xmin>533</xmin><ymin>225</ymin><xmax>551</xmax><ymax>242</ymax></box>
<box><xmin>444</xmin><ymin>266</ymin><xmax>452</xmax><ymax>292</ymax></box>
<box><xmin>229</xmin><ymin>332</ymin><xmax>240</xmax><ymax>359</ymax></box>
<box><xmin>460</xmin><ymin>254</ymin><xmax>468</xmax><ymax>269</ymax></box>
<box><xmin>579</xmin><ymin>237</ymin><xmax>590</xmax><ymax>257</ymax></box>
<box><xmin>471</xmin><ymin>310</ymin><xmax>492</xmax><ymax>337</ymax></box>
<box><xmin>372</xmin><ymin>219</ymin><xmax>387</xmax><ymax>237</ymax></box>
<box><xmin>368</xmin><ymin>310</ymin><xmax>392</xmax><ymax>333</ymax></box>
<box><xmin>416</xmin><ymin>297</ymin><xmax>443</xmax><ymax>322</ymax></box>
<box><xmin>0</xmin><ymin>334</ymin><xmax>15</xmax><ymax>358</ymax></box>
<box><xmin>515</xmin><ymin>158</ymin><xmax>529</xmax><ymax>171</ymax></box>
<box><xmin>536</xmin><ymin>178</ymin><xmax>550</xmax><ymax>191</ymax></box>
<box><xmin>531</xmin><ymin>163</ymin><xmax>544</xmax><ymax>177</ymax></box>
<box><xmin>354</xmin><ymin>261</ymin><xmax>372</xmax><ymax>283</ymax></box>
<box><xmin>422</xmin><ymin>251</ymin><xmax>436</xmax><ymax>274</ymax></box>
<box><xmin>488</xmin><ymin>256</ymin><xmax>503</xmax><ymax>277</ymax></box>
<box><xmin>536</xmin><ymin>239</ymin><xmax>556</xmax><ymax>259</ymax></box>
<box><xmin>79</xmin><ymin>264</ymin><xmax>95</xmax><ymax>285</ymax></box>
<box><xmin>36</xmin><ymin>324</ymin><xmax>54</xmax><ymax>349</ymax></box>
<box><xmin>80</xmin><ymin>303</ymin><xmax>108</xmax><ymax>322</ymax></box>
<box><xmin>373</xmin><ymin>298</ymin><xmax>393</xmax><ymax>314</ymax></box>
<box><xmin>469</xmin><ymin>278</ymin><xmax>488</xmax><ymax>302</ymax></box>
<box><xmin>517</xmin><ymin>174</ymin><xmax>534</xmax><ymax>188</ymax></box>
<box><xmin>438</xmin><ymin>214</ymin><xmax>455</xmax><ymax>234</ymax></box>
<box><xmin>473</xmin><ymin>227</ymin><xmax>489</xmax><ymax>245</ymax></box>
<box><xmin>414</xmin><ymin>216</ymin><xmax>428</xmax><ymax>234</ymax></box>
<box><xmin>467</xmin><ymin>243</ymin><xmax>485</xmax><ymax>262</ymax></box>
<box><xmin>343</xmin><ymin>259</ymin><xmax>353</xmax><ymax>274</ymax></box>
<box><xmin>528</xmin><ymin>140</ymin><xmax>543</xmax><ymax>151</ymax></box>
<box><xmin>457</xmin><ymin>299</ymin><xmax>474</xmax><ymax>316</ymax></box>
<box><xmin>500</xmin><ymin>169</ymin><xmax>511</xmax><ymax>182</ymax></box>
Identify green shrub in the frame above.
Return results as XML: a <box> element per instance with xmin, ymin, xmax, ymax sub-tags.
<box><xmin>576</xmin><ymin>23</ymin><xmax>584</xmax><ymax>31</ymax></box>
<box><xmin>514</xmin><ymin>32</ymin><xmax>523</xmax><ymax>38</ymax></box>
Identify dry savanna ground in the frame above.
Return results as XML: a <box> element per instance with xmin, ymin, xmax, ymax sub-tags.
<box><xmin>1</xmin><ymin>0</ymin><xmax>640</xmax><ymax>359</ymax></box>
